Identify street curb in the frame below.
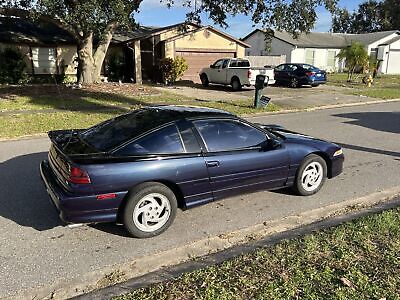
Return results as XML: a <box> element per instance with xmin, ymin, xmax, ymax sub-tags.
<box><xmin>76</xmin><ymin>195</ymin><xmax>400</xmax><ymax>300</ymax></box>
<box><xmin>8</xmin><ymin>186</ymin><xmax>400</xmax><ymax>300</ymax></box>
<box><xmin>1</xmin><ymin>98</ymin><xmax>399</xmax><ymax>143</ymax></box>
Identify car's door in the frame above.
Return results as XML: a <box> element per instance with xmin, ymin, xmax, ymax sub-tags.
<box><xmin>214</xmin><ymin>59</ymin><xmax>229</xmax><ymax>84</ymax></box>
<box><xmin>192</xmin><ymin>119</ymin><xmax>290</xmax><ymax>200</ymax></box>
<box><xmin>274</xmin><ymin>64</ymin><xmax>286</xmax><ymax>82</ymax></box>
<box><xmin>208</xmin><ymin>59</ymin><xmax>224</xmax><ymax>82</ymax></box>
<box><xmin>113</xmin><ymin>122</ymin><xmax>214</xmax><ymax>208</ymax></box>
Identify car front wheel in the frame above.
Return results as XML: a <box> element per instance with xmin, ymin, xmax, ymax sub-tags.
<box><xmin>289</xmin><ymin>77</ymin><xmax>300</xmax><ymax>88</ymax></box>
<box><xmin>292</xmin><ymin>154</ymin><xmax>327</xmax><ymax>196</ymax></box>
<box><xmin>123</xmin><ymin>182</ymin><xmax>177</xmax><ymax>238</ymax></box>
<box><xmin>200</xmin><ymin>74</ymin><xmax>209</xmax><ymax>87</ymax></box>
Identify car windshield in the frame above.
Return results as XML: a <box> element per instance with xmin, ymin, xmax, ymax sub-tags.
<box><xmin>80</xmin><ymin>108</ymin><xmax>180</xmax><ymax>151</ymax></box>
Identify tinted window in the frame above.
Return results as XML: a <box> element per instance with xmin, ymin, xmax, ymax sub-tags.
<box><xmin>115</xmin><ymin>125</ymin><xmax>184</xmax><ymax>156</ymax></box>
<box><xmin>193</xmin><ymin>120</ymin><xmax>266</xmax><ymax>152</ymax></box>
<box><xmin>222</xmin><ymin>60</ymin><xmax>229</xmax><ymax>68</ymax></box>
<box><xmin>213</xmin><ymin>60</ymin><xmax>224</xmax><ymax>68</ymax></box>
<box><xmin>238</xmin><ymin>60</ymin><xmax>250</xmax><ymax>67</ymax></box>
<box><xmin>80</xmin><ymin>108</ymin><xmax>181</xmax><ymax>151</ymax></box>
<box><xmin>275</xmin><ymin>64</ymin><xmax>285</xmax><ymax>71</ymax></box>
<box><xmin>229</xmin><ymin>60</ymin><xmax>238</xmax><ymax>67</ymax></box>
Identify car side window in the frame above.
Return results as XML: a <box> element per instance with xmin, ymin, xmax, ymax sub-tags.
<box><xmin>275</xmin><ymin>65</ymin><xmax>285</xmax><ymax>71</ymax></box>
<box><xmin>222</xmin><ymin>60</ymin><xmax>229</xmax><ymax>69</ymax></box>
<box><xmin>193</xmin><ymin>119</ymin><xmax>266</xmax><ymax>152</ymax></box>
<box><xmin>114</xmin><ymin>124</ymin><xmax>184</xmax><ymax>156</ymax></box>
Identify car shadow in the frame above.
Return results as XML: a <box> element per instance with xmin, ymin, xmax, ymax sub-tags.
<box><xmin>0</xmin><ymin>152</ymin><xmax>62</xmax><ymax>231</ymax></box>
<box><xmin>333</xmin><ymin>111</ymin><xmax>400</xmax><ymax>134</ymax></box>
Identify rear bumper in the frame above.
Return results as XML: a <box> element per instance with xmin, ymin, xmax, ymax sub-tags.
<box><xmin>40</xmin><ymin>160</ymin><xmax>126</xmax><ymax>224</ymax></box>
<box><xmin>306</xmin><ymin>77</ymin><xmax>326</xmax><ymax>85</ymax></box>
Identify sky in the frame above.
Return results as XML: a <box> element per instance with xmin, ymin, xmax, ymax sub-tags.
<box><xmin>134</xmin><ymin>0</ymin><xmax>364</xmax><ymax>39</ymax></box>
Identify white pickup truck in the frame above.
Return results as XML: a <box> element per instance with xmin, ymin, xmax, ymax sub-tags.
<box><xmin>199</xmin><ymin>58</ymin><xmax>275</xmax><ymax>91</ymax></box>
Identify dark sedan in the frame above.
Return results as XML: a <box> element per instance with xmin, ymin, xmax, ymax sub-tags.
<box><xmin>40</xmin><ymin>106</ymin><xmax>343</xmax><ymax>238</ymax></box>
<box><xmin>274</xmin><ymin>63</ymin><xmax>327</xmax><ymax>87</ymax></box>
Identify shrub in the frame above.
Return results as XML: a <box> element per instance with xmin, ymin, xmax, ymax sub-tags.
<box><xmin>106</xmin><ymin>52</ymin><xmax>125</xmax><ymax>82</ymax></box>
<box><xmin>0</xmin><ymin>47</ymin><xmax>29</xmax><ymax>84</ymax></box>
<box><xmin>159</xmin><ymin>56</ymin><xmax>188</xmax><ymax>84</ymax></box>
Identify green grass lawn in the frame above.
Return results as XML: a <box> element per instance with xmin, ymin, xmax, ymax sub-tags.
<box><xmin>116</xmin><ymin>207</ymin><xmax>400</xmax><ymax>300</ymax></box>
<box><xmin>0</xmin><ymin>84</ymin><xmax>280</xmax><ymax>139</ymax></box>
<box><xmin>328</xmin><ymin>73</ymin><xmax>400</xmax><ymax>99</ymax></box>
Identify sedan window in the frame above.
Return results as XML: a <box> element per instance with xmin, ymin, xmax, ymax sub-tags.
<box><xmin>115</xmin><ymin>125</ymin><xmax>184</xmax><ymax>156</ymax></box>
<box><xmin>193</xmin><ymin>120</ymin><xmax>266</xmax><ymax>152</ymax></box>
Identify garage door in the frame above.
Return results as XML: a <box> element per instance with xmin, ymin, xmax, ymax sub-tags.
<box><xmin>175</xmin><ymin>51</ymin><xmax>236</xmax><ymax>83</ymax></box>
<box><xmin>387</xmin><ymin>50</ymin><xmax>400</xmax><ymax>74</ymax></box>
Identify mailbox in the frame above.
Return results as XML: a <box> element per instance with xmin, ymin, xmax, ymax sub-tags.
<box><xmin>254</xmin><ymin>75</ymin><xmax>269</xmax><ymax>108</ymax></box>
<box><xmin>255</xmin><ymin>74</ymin><xmax>266</xmax><ymax>89</ymax></box>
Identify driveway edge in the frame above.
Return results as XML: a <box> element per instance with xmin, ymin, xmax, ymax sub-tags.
<box><xmin>8</xmin><ymin>186</ymin><xmax>400</xmax><ymax>300</ymax></box>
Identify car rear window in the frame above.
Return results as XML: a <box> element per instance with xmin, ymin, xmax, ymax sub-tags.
<box><xmin>80</xmin><ymin>108</ymin><xmax>180</xmax><ymax>151</ymax></box>
<box><xmin>301</xmin><ymin>64</ymin><xmax>319</xmax><ymax>71</ymax></box>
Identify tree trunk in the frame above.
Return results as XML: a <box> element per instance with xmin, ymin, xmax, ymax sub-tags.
<box><xmin>93</xmin><ymin>23</ymin><xmax>118</xmax><ymax>83</ymax></box>
<box><xmin>78</xmin><ymin>33</ymin><xmax>95</xmax><ymax>84</ymax></box>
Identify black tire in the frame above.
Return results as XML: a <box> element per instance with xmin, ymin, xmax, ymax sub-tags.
<box><xmin>231</xmin><ymin>78</ymin><xmax>242</xmax><ymax>91</ymax></box>
<box><xmin>311</xmin><ymin>83</ymin><xmax>319</xmax><ymax>87</ymax></box>
<box><xmin>292</xmin><ymin>154</ymin><xmax>327</xmax><ymax>196</ymax></box>
<box><xmin>123</xmin><ymin>182</ymin><xmax>177</xmax><ymax>238</ymax></box>
<box><xmin>289</xmin><ymin>77</ymin><xmax>300</xmax><ymax>88</ymax></box>
<box><xmin>200</xmin><ymin>74</ymin><xmax>209</xmax><ymax>87</ymax></box>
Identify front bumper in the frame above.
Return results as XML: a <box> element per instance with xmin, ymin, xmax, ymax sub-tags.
<box><xmin>330</xmin><ymin>154</ymin><xmax>344</xmax><ymax>178</ymax></box>
<box><xmin>40</xmin><ymin>160</ymin><xmax>125</xmax><ymax>224</ymax></box>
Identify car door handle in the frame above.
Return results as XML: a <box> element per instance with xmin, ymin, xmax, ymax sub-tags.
<box><xmin>206</xmin><ymin>161</ymin><xmax>220</xmax><ymax>167</ymax></box>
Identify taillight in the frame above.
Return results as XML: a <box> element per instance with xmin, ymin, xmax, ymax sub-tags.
<box><xmin>68</xmin><ymin>166</ymin><xmax>91</xmax><ymax>184</ymax></box>
<box><xmin>247</xmin><ymin>70</ymin><xmax>252</xmax><ymax>78</ymax></box>
<box><xmin>306</xmin><ymin>72</ymin><xmax>316</xmax><ymax>76</ymax></box>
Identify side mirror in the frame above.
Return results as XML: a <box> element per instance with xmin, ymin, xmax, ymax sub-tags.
<box><xmin>261</xmin><ymin>138</ymin><xmax>281</xmax><ymax>151</ymax></box>
<box><xmin>210</xmin><ymin>64</ymin><xmax>214</xmax><ymax>68</ymax></box>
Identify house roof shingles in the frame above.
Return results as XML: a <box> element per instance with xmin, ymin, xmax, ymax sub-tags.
<box><xmin>0</xmin><ymin>16</ymin><xmax>76</xmax><ymax>45</ymax></box>
<box><xmin>244</xmin><ymin>29</ymin><xmax>400</xmax><ymax>48</ymax></box>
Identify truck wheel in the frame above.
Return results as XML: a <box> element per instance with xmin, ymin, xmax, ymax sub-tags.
<box><xmin>200</xmin><ymin>74</ymin><xmax>209</xmax><ymax>87</ymax></box>
<box><xmin>231</xmin><ymin>78</ymin><xmax>242</xmax><ymax>91</ymax></box>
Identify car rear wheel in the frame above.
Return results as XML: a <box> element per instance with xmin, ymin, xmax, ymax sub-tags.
<box><xmin>123</xmin><ymin>182</ymin><xmax>177</xmax><ymax>238</ymax></box>
<box><xmin>231</xmin><ymin>78</ymin><xmax>242</xmax><ymax>91</ymax></box>
<box><xmin>311</xmin><ymin>83</ymin><xmax>319</xmax><ymax>87</ymax></box>
<box><xmin>292</xmin><ymin>154</ymin><xmax>327</xmax><ymax>196</ymax></box>
<box><xmin>289</xmin><ymin>77</ymin><xmax>300</xmax><ymax>88</ymax></box>
<box><xmin>200</xmin><ymin>74</ymin><xmax>209</xmax><ymax>87</ymax></box>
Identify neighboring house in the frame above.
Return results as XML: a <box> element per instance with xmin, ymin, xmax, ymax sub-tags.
<box><xmin>0</xmin><ymin>16</ymin><xmax>249</xmax><ymax>83</ymax></box>
<box><xmin>0</xmin><ymin>16</ymin><xmax>77</xmax><ymax>77</ymax></box>
<box><xmin>242</xmin><ymin>29</ymin><xmax>400</xmax><ymax>74</ymax></box>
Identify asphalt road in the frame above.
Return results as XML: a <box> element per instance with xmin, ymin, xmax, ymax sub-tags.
<box><xmin>0</xmin><ymin>102</ymin><xmax>399</xmax><ymax>298</ymax></box>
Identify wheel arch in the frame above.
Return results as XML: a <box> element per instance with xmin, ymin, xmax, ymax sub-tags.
<box><xmin>117</xmin><ymin>180</ymin><xmax>186</xmax><ymax>223</ymax></box>
<box><xmin>310</xmin><ymin>151</ymin><xmax>333</xmax><ymax>178</ymax></box>
<box><xmin>230</xmin><ymin>75</ymin><xmax>240</xmax><ymax>84</ymax></box>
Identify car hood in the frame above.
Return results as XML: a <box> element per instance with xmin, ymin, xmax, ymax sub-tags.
<box><xmin>261</xmin><ymin>124</ymin><xmax>340</xmax><ymax>153</ymax></box>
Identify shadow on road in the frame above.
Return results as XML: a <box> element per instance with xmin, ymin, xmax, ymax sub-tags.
<box><xmin>337</xmin><ymin>143</ymin><xmax>400</xmax><ymax>158</ymax></box>
<box><xmin>333</xmin><ymin>111</ymin><xmax>400</xmax><ymax>134</ymax></box>
<box><xmin>0</xmin><ymin>152</ymin><xmax>61</xmax><ymax>230</ymax></box>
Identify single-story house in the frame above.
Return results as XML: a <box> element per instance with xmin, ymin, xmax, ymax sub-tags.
<box><xmin>0</xmin><ymin>16</ymin><xmax>250</xmax><ymax>83</ymax></box>
<box><xmin>0</xmin><ymin>16</ymin><xmax>77</xmax><ymax>76</ymax></box>
<box><xmin>242</xmin><ymin>29</ymin><xmax>400</xmax><ymax>74</ymax></box>
<box><xmin>111</xmin><ymin>22</ymin><xmax>250</xmax><ymax>83</ymax></box>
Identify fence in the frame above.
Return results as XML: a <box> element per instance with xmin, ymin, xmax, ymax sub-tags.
<box><xmin>244</xmin><ymin>55</ymin><xmax>286</xmax><ymax>68</ymax></box>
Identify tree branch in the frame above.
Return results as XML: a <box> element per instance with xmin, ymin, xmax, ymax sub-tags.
<box><xmin>0</xmin><ymin>8</ymin><xmax>82</xmax><ymax>39</ymax></box>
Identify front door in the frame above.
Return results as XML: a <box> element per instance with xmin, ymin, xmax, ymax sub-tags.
<box><xmin>192</xmin><ymin>119</ymin><xmax>290</xmax><ymax>200</ymax></box>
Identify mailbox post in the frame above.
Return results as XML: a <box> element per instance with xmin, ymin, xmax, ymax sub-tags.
<box><xmin>254</xmin><ymin>74</ymin><xmax>266</xmax><ymax>108</ymax></box>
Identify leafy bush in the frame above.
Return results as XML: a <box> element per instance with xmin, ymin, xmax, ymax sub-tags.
<box><xmin>0</xmin><ymin>47</ymin><xmax>29</xmax><ymax>84</ymax></box>
<box><xmin>106</xmin><ymin>53</ymin><xmax>125</xmax><ymax>82</ymax></box>
<box><xmin>159</xmin><ymin>56</ymin><xmax>188</xmax><ymax>84</ymax></box>
<box><xmin>337</xmin><ymin>42</ymin><xmax>369</xmax><ymax>82</ymax></box>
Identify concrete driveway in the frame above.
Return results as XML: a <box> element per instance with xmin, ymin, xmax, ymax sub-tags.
<box><xmin>155</xmin><ymin>82</ymin><xmax>378</xmax><ymax>110</ymax></box>
<box><xmin>0</xmin><ymin>102</ymin><xmax>399</xmax><ymax>299</ymax></box>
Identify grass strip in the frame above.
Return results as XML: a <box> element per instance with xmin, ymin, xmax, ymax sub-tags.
<box><xmin>115</xmin><ymin>207</ymin><xmax>400</xmax><ymax>300</ymax></box>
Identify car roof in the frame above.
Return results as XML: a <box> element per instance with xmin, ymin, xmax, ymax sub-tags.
<box><xmin>145</xmin><ymin>105</ymin><xmax>235</xmax><ymax>120</ymax></box>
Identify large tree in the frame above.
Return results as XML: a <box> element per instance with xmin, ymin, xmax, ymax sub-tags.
<box><xmin>332</xmin><ymin>0</ymin><xmax>400</xmax><ymax>33</ymax></box>
<box><xmin>1</xmin><ymin>0</ymin><xmax>338</xmax><ymax>84</ymax></box>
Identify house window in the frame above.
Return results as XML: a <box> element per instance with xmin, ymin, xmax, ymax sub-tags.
<box><xmin>327</xmin><ymin>50</ymin><xmax>336</xmax><ymax>68</ymax></box>
<box><xmin>31</xmin><ymin>47</ymin><xmax>57</xmax><ymax>74</ymax></box>
<box><xmin>305</xmin><ymin>49</ymin><xmax>315</xmax><ymax>65</ymax></box>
